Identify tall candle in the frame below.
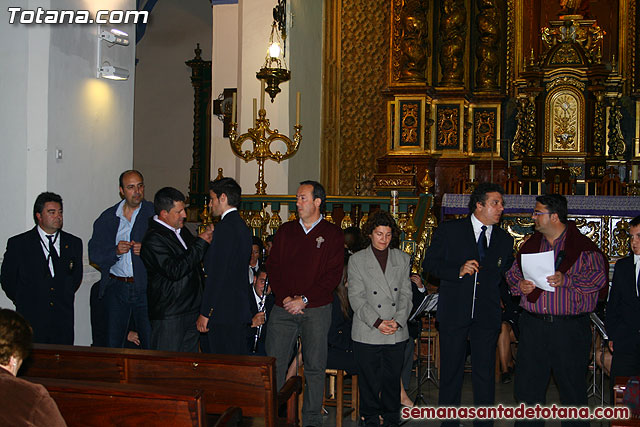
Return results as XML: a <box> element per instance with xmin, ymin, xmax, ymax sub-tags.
<box><xmin>260</xmin><ymin>80</ymin><xmax>265</xmax><ymax>110</ymax></box>
<box><xmin>390</xmin><ymin>190</ymin><xmax>399</xmax><ymax>218</ymax></box>
<box><xmin>633</xmin><ymin>164</ymin><xmax>638</xmax><ymax>181</ymax></box>
<box><xmin>469</xmin><ymin>164</ymin><xmax>476</xmax><ymax>182</ymax></box>
<box><xmin>296</xmin><ymin>92</ymin><xmax>301</xmax><ymax>126</ymax></box>
<box><xmin>231</xmin><ymin>92</ymin><xmax>236</xmax><ymax>123</ymax></box>
<box><xmin>253</xmin><ymin>98</ymin><xmax>257</xmax><ymax>128</ymax></box>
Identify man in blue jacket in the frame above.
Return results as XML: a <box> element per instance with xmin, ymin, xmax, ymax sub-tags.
<box><xmin>88</xmin><ymin>170</ymin><xmax>155</xmax><ymax>348</ymax></box>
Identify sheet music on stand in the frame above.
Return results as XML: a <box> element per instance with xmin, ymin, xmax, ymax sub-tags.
<box><xmin>409</xmin><ymin>293</ymin><xmax>439</xmax><ymax>322</ymax></box>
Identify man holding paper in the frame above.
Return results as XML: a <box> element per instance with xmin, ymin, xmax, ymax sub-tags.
<box><xmin>424</xmin><ymin>183</ymin><xmax>514</xmax><ymax>426</ymax></box>
<box><xmin>505</xmin><ymin>194</ymin><xmax>607</xmax><ymax>426</ymax></box>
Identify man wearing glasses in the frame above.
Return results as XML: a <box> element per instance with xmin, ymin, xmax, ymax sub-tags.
<box><xmin>505</xmin><ymin>194</ymin><xmax>607</xmax><ymax>426</ymax></box>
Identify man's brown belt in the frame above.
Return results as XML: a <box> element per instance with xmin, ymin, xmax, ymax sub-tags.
<box><xmin>109</xmin><ymin>274</ymin><xmax>135</xmax><ymax>283</ymax></box>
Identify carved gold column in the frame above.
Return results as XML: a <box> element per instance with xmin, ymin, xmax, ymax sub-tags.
<box><xmin>607</xmin><ymin>99</ymin><xmax>626</xmax><ymax>159</ymax></box>
<box><xmin>321</xmin><ymin>0</ymin><xmax>342</xmax><ymax>194</ymax></box>
<box><xmin>475</xmin><ymin>0</ymin><xmax>500</xmax><ymax>91</ymax></box>
<box><xmin>511</xmin><ymin>96</ymin><xmax>536</xmax><ymax>159</ymax></box>
<box><xmin>396</xmin><ymin>0</ymin><xmax>429</xmax><ymax>83</ymax></box>
<box><xmin>438</xmin><ymin>0</ymin><xmax>466</xmax><ymax>87</ymax></box>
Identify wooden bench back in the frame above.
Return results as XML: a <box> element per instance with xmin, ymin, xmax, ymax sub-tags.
<box><xmin>22</xmin><ymin>344</ymin><xmax>279</xmax><ymax>425</ymax></box>
<box><xmin>26</xmin><ymin>376</ymin><xmax>205</xmax><ymax>427</ymax></box>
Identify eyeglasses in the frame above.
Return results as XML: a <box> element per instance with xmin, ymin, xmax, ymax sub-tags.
<box><xmin>532</xmin><ymin>211</ymin><xmax>553</xmax><ymax>217</ymax></box>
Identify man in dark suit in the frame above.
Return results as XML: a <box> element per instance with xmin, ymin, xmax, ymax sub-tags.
<box><xmin>88</xmin><ymin>170</ymin><xmax>155</xmax><ymax>348</ymax></box>
<box><xmin>1</xmin><ymin>192</ymin><xmax>83</xmax><ymax>344</ymax></box>
<box><xmin>140</xmin><ymin>187</ymin><xmax>213</xmax><ymax>352</ymax></box>
<box><xmin>423</xmin><ymin>183</ymin><xmax>514</xmax><ymax>426</ymax></box>
<box><xmin>248</xmin><ymin>266</ymin><xmax>274</xmax><ymax>355</ymax></box>
<box><xmin>606</xmin><ymin>215</ymin><xmax>640</xmax><ymax>395</ymax></box>
<box><xmin>197</xmin><ymin>177</ymin><xmax>253</xmax><ymax>355</ymax></box>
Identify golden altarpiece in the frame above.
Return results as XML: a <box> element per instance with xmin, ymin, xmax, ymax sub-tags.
<box><xmin>359</xmin><ymin>0</ymin><xmax>640</xmax><ymax>202</ymax></box>
<box><xmin>313</xmin><ymin>0</ymin><xmax>640</xmax><ymax>263</ymax></box>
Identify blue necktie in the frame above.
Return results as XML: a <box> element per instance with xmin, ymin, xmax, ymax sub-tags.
<box><xmin>477</xmin><ymin>225</ymin><xmax>487</xmax><ymax>261</ymax></box>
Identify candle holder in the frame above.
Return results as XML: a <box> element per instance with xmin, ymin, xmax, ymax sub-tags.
<box><xmin>229</xmin><ymin>108</ymin><xmax>302</xmax><ymax>195</ymax></box>
<box><xmin>463</xmin><ymin>180</ymin><xmax>477</xmax><ymax>194</ymax></box>
<box><xmin>197</xmin><ymin>198</ymin><xmax>213</xmax><ymax>234</ymax></box>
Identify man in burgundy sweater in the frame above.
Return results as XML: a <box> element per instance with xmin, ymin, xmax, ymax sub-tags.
<box><xmin>266</xmin><ymin>180</ymin><xmax>344</xmax><ymax>427</ymax></box>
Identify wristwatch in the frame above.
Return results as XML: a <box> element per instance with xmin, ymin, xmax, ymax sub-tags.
<box><xmin>301</xmin><ymin>295</ymin><xmax>309</xmax><ymax>305</ymax></box>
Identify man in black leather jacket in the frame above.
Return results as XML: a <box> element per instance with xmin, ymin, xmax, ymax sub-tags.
<box><xmin>140</xmin><ymin>187</ymin><xmax>213</xmax><ymax>352</ymax></box>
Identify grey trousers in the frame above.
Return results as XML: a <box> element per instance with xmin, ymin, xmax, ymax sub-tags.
<box><xmin>150</xmin><ymin>311</ymin><xmax>199</xmax><ymax>353</ymax></box>
<box><xmin>266</xmin><ymin>303</ymin><xmax>332</xmax><ymax>427</ymax></box>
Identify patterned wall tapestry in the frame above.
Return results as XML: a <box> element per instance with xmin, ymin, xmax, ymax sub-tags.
<box><xmin>339</xmin><ymin>0</ymin><xmax>389</xmax><ymax>195</ymax></box>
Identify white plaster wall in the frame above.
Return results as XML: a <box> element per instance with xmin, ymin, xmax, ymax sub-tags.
<box><xmin>235</xmin><ymin>0</ymin><xmax>289</xmax><ymax>196</ymax></box>
<box><xmin>211</xmin><ymin>4</ymin><xmax>240</xmax><ymax>182</ymax></box>
<box><xmin>133</xmin><ymin>0</ymin><xmax>213</xmax><ymax>199</ymax></box>
<box><xmin>0</xmin><ymin>1</ymin><xmax>35</xmax><ymax>246</ymax></box>
<box><xmin>0</xmin><ymin>0</ymin><xmax>136</xmax><ymax>345</ymax></box>
<box><xmin>288</xmin><ymin>0</ymin><xmax>323</xmax><ymax>192</ymax></box>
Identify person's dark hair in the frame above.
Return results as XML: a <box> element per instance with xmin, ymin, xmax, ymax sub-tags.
<box><xmin>265</xmin><ymin>234</ymin><xmax>275</xmax><ymax>244</ymax></box>
<box><xmin>629</xmin><ymin>215</ymin><xmax>640</xmax><ymax>228</ymax></box>
<box><xmin>334</xmin><ymin>267</ymin><xmax>352</xmax><ymax>320</ymax></box>
<box><xmin>299</xmin><ymin>180</ymin><xmax>326</xmax><ymax>212</ymax></box>
<box><xmin>362</xmin><ymin>210</ymin><xmax>401</xmax><ymax>249</ymax></box>
<box><xmin>535</xmin><ymin>194</ymin><xmax>568</xmax><ymax>224</ymax></box>
<box><xmin>468</xmin><ymin>182</ymin><xmax>505</xmax><ymax>213</ymax></box>
<box><xmin>209</xmin><ymin>177</ymin><xmax>242</xmax><ymax>208</ymax></box>
<box><xmin>153</xmin><ymin>187</ymin><xmax>185</xmax><ymax>215</ymax></box>
<box><xmin>33</xmin><ymin>192</ymin><xmax>63</xmax><ymax>225</ymax></box>
<box><xmin>118</xmin><ymin>170</ymin><xmax>144</xmax><ymax>189</ymax></box>
<box><xmin>0</xmin><ymin>309</ymin><xmax>32</xmax><ymax>365</ymax></box>
<box><xmin>254</xmin><ymin>265</ymin><xmax>269</xmax><ymax>291</ymax></box>
<box><xmin>344</xmin><ymin>226</ymin><xmax>364</xmax><ymax>254</ymax></box>
<box><xmin>256</xmin><ymin>265</ymin><xmax>268</xmax><ymax>277</ymax></box>
<box><xmin>252</xmin><ymin>236</ymin><xmax>264</xmax><ymax>253</ymax></box>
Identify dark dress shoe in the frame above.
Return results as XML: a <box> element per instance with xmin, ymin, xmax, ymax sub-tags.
<box><xmin>501</xmin><ymin>371</ymin><xmax>512</xmax><ymax>384</ymax></box>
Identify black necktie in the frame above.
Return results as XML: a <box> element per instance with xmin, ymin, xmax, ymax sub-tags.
<box><xmin>46</xmin><ymin>234</ymin><xmax>60</xmax><ymax>276</ymax></box>
<box><xmin>477</xmin><ymin>225</ymin><xmax>487</xmax><ymax>261</ymax></box>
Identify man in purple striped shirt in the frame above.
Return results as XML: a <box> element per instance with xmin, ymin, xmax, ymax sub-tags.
<box><xmin>505</xmin><ymin>194</ymin><xmax>607</xmax><ymax>426</ymax></box>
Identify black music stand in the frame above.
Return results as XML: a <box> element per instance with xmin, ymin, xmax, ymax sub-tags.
<box><xmin>408</xmin><ymin>293</ymin><xmax>439</xmax><ymax>406</ymax></box>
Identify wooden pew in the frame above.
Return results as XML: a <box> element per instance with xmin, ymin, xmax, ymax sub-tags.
<box><xmin>612</xmin><ymin>377</ymin><xmax>640</xmax><ymax>427</ymax></box>
<box><xmin>21</xmin><ymin>344</ymin><xmax>301</xmax><ymax>427</ymax></box>
<box><xmin>25</xmin><ymin>377</ymin><xmax>208</xmax><ymax>427</ymax></box>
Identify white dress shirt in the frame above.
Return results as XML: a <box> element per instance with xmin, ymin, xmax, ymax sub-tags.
<box><xmin>37</xmin><ymin>226</ymin><xmax>60</xmax><ymax>277</ymax></box>
<box><xmin>471</xmin><ymin>213</ymin><xmax>493</xmax><ymax>246</ymax></box>
<box><xmin>153</xmin><ymin>215</ymin><xmax>187</xmax><ymax>250</ymax></box>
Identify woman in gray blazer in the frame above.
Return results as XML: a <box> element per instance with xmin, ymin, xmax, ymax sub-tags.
<box><xmin>347</xmin><ymin>211</ymin><xmax>412</xmax><ymax>427</ymax></box>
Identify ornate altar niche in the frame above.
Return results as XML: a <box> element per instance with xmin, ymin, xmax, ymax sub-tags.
<box><xmin>508</xmin><ymin>1</ymin><xmax>640</xmax><ymax>196</ymax></box>
<box><xmin>511</xmin><ymin>15</ymin><xmax>625</xmax><ymax>195</ymax></box>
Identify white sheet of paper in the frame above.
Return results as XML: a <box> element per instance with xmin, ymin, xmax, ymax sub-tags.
<box><xmin>521</xmin><ymin>250</ymin><xmax>556</xmax><ymax>292</ymax></box>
